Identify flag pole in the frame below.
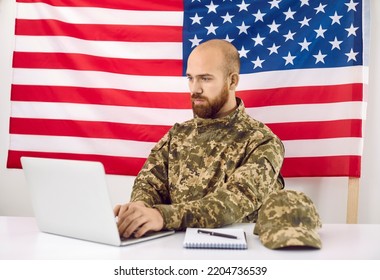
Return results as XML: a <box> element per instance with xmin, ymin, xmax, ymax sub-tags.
<box><xmin>346</xmin><ymin>177</ymin><xmax>360</xmax><ymax>224</ymax></box>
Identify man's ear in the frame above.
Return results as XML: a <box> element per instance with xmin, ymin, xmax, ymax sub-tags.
<box><xmin>229</xmin><ymin>72</ymin><xmax>239</xmax><ymax>90</ymax></box>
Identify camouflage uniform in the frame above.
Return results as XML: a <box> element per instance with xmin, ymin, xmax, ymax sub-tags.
<box><xmin>130</xmin><ymin>98</ymin><xmax>285</xmax><ymax>230</ymax></box>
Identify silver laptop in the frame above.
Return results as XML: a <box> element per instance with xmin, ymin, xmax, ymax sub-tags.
<box><xmin>20</xmin><ymin>157</ymin><xmax>174</xmax><ymax>246</ymax></box>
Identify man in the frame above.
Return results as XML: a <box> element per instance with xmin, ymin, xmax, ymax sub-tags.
<box><xmin>114</xmin><ymin>39</ymin><xmax>285</xmax><ymax>238</ymax></box>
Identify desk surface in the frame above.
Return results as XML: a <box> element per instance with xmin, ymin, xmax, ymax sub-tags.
<box><xmin>1</xmin><ymin>217</ymin><xmax>379</xmax><ymax>260</ymax></box>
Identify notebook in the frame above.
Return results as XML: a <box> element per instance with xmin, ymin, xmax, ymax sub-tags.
<box><xmin>20</xmin><ymin>157</ymin><xmax>175</xmax><ymax>246</ymax></box>
<box><xmin>183</xmin><ymin>228</ymin><xmax>248</xmax><ymax>249</ymax></box>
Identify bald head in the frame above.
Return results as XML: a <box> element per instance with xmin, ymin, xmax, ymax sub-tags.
<box><xmin>188</xmin><ymin>39</ymin><xmax>240</xmax><ymax>77</ymax></box>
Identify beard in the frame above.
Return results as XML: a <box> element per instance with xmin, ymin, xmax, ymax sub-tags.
<box><xmin>191</xmin><ymin>84</ymin><xmax>229</xmax><ymax>119</ymax></box>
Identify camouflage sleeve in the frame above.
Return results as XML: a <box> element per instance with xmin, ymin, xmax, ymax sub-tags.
<box><xmin>154</xmin><ymin>136</ymin><xmax>285</xmax><ymax>230</ymax></box>
<box><xmin>130</xmin><ymin>132</ymin><xmax>171</xmax><ymax>206</ymax></box>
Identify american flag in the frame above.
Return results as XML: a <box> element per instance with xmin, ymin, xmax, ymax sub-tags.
<box><xmin>7</xmin><ymin>0</ymin><xmax>368</xmax><ymax>177</ymax></box>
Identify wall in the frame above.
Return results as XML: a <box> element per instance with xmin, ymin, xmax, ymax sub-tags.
<box><xmin>1</xmin><ymin>0</ymin><xmax>379</xmax><ymax>223</ymax></box>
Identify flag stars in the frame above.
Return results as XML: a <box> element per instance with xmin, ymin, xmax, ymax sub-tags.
<box><xmin>313</xmin><ymin>50</ymin><xmax>327</xmax><ymax>64</ymax></box>
<box><xmin>345</xmin><ymin>48</ymin><xmax>359</xmax><ymax>62</ymax></box>
<box><xmin>314</xmin><ymin>25</ymin><xmax>327</xmax><ymax>38</ymax></box>
<box><xmin>189</xmin><ymin>35</ymin><xmax>202</xmax><ymax>48</ymax></box>
<box><xmin>190</xmin><ymin>13</ymin><xmax>203</xmax><ymax>25</ymax></box>
<box><xmin>237</xmin><ymin>21</ymin><xmax>250</xmax><ymax>35</ymax></box>
<box><xmin>221</xmin><ymin>12</ymin><xmax>234</xmax><ymax>23</ymax></box>
<box><xmin>283</xmin><ymin>30</ymin><xmax>296</xmax><ymax>42</ymax></box>
<box><xmin>298</xmin><ymin>38</ymin><xmax>311</xmax><ymax>51</ymax></box>
<box><xmin>330</xmin><ymin>12</ymin><xmax>343</xmax><ymax>25</ymax></box>
<box><xmin>268</xmin><ymin>43</ymin><xmax>280</xmax><ymax>55</ymax></box>
<box><xmin>224</xmin><ymin>34</ymin><xmax>234</xmax><ymax>43</ymax></box>
<box><xmin>300</xmin><ymin>0</ymin><xmax>309</xmax><ymax>7</ymax></box>
<box><xmin>329</xmin><ymin>37</ymin><xmax>343</xmax><ymax>50</ymax></box>
<box><xmin>205</xmin><ymin>23</ymin><xmax>218</xmax><ymax>35</ymax></box>
<box><xmin>237</xmin><ymin>0</ymin><xmax>250</xmax><ymax>12</ymax></box>
<box><xmin>206</xmin><ymin>1</ymin><xmax>218</xmax><ymax>14</ymax></box>
<box><xmin>299</xmin><ymin>17</ymin><xmax>311</xmax><ymax>27</ymax></box>
<box><xmin>345</xmin><ymin>0</ymin><xmax>359</xmax><ymax>12</ymax></box>
<box><xmin>268</xmin><ymin>20</ymin><xmax>281</xmax><ymax>33</ymax></box>
<box><xmin>269</xmin><ymin>0</ymin><xmax>281</xmax><ymax>9</ymax></box>
<box><xmin>252</xmin><ymin>57</ymin><xmax>265</xmax><ymax>69</ymax></box>
<box><xmin>314</xmin><ymin>3</ymin><xmax>327</xmax><ymax>14</ymax></box>
<box><xmin>283</xmin><ymin>7</ymin><xmax>296</xmax><ymax>20</ymax></box>
<box><xmin>253</xmin><ymin>10</ymin><xmax>266</xmax><ymax>22</ymax></box>
<box><xmin>252</xmin><ymin>34</ymin><xmax>265</xmax><ymax>46</ymax></box>
<box><xmin>346</xmin><ymin>24</ymin><xmax>359</xmax><ymax>37</ymax></box>
<box><xmin>283</xmin><ymin>52</ymin><xmax>296</xmax><ymax>65</ymax></box>
<box><xmin>238</xmin><ymin>46</ymin><xmax>250</xmax><ymax>58</ymax></box>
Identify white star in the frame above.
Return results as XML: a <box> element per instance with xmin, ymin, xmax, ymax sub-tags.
<box><xmin>300</xmin><ymin>0</ymin><xmax>309</xmax><ymax>7</ymax></box>
<box><xmin>299</xmin><ymin>17</ymin><xmax>311</xmax><ymax>27</ymax></box>
<box><xmin>345</xmin><ymin>48</ymin><xmax>359</xmax><ymax>62</ymax></box>
<box><xmin>205</xmin><ymin>23</ymin><xmax>218</xmax><ymax>35</ymax></box>
<box><xmin>267</xmin><ymin>20</ymin><xmax>280</xmax><ymax>33</ymax></box>
<box><xmin>221</xmin><ymin>12</ymin><xmax>234</xmax><ymax>23</ymax></box>
<box><xmin>313</xmin><ymin>50</ymin><xmax>327</xmax><ymax>64</ymax></box>
<box><xmin>269</xmin><ymin>0</ymin><xmax>281</xmax><ymax>9</ymax></box>
<box><xmin>237</xmin><ymin>21</ymin><xmax>250</xmax><ymax>35</ymax></box>
<box><xmin>345</xmin><ymin>0</ymin><xmax>359</xmax><ymax>12</ymax></box>
<box><xmin>253</xmin><ymin>10</ymin><xmax>266</xmax><ymax>22</ymax></box>
<box><xmin>329</xmin><ymin>37</ymin><xmax>343</xmax><ymax>50</ymax></box>
<box><xmin>206</xmin><ymin>1</ymin><xmax>219</xmax><ymax>14</ymax></box>
<box><xmin>330</xmin><ymin>11</ymin><xmax>343</xmax><ymax>25</ymax></box>
<box><xmin>314</xmin><ymin>25</ymin><xmax>327</xmax><ymax>38</ymax></box>
<box><xmin>298</xmin><ymin>38</ymin><xmax>311</xmax><ymax>51</ymax></box>
<box><xmin>283</xmin><ymin>7</ymin><xmax>296</xmax><ymax>20</ymax></box>
<box><xmin>190</xmin><ymin>13</ymin><xmax>203</xmax><ymax>25</ymax></box>
<box><xmin>314</xmin><ymin>3</ymin><xmax>327</xmax><ymax>14</ymax></box>
<box><xmin>238</xmin><ymin>46</ymin><xmax>250</xmax><ymax>58</ymax></box>
<box><xmin>283</xmin><ymin>30</ymin><xmax>296</xmax><ymax>42</ymax></box>
<box><xmin>237</xmin><ymin>0</ymin><xmax>250</xmax><ymax>12</ymax></box>
<box><xmin>346</xmin><ymin>24</ymin><xmax>359</xmax><ymax>37</ymax></box>
<box><xmin>252</xmin><ymin>34</ymin><xmax>265</xmax><ymax>46</ymax></box>
<box><xmin>224</xmin><ymin>34</ymin><xmax>234</xmax><ymax>43</ymax></box>
<box><xmin>189</xmin><ymin>35</ymin><xmax>202</xmax><ymax>48</ymax></box>
<box><xmin>267</xmin><ymin>43</ymin><xmax>280</xmax><ymax>55</ymax></box>
<box><xmin>252</xmin><ymin>57</ymin><xmax>265</xmax><ymax>69</ymax></box>
<box><xmin>283</xmin><ymin>52</ymin><xmax>296</xmax><ymax>65</ymax></box>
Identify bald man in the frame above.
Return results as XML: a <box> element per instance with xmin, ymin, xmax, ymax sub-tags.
<box><xmin>114</xmin><ymin>39</ymin><xmax>285</xmax><ymax>238</ymax></box>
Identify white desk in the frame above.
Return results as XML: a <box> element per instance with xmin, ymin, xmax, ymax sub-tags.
<box><xmin>1</xmin><ymin>216</ymin><xmax>379</xmax><ymax>260</ymax></box>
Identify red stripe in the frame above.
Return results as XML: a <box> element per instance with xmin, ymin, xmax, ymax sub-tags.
<box><xmin>10</xmin><ymin>118</ymin><xmax>362</xmax><ymax>141</ymax></box>
<box><xmin>11</xmin><ymin>84</ymin><xmax>361</xmax><ymax>109</ymax></box>
<box><xmin>10</xmin><ymin>118</ymin><xmax>171</xmax><ymax>142</ymax></box>
<box><xmin>7</xmin><ymin>150</ymin><xmax>146</xmax><ymax>176</ymax></box>
<box><xmin>267</xmin><ymin>119</ymin><xmax>362</xmax><ymax>140</ymax></box>
<box><xmin>237</xmin><ymin>83</ymin><xmax>363</xmax><ymax>107</ymax></box>
<box><xmin>16</xmin><ymin>0</ymin><xmax>184</xmax><ymax>11</ymax></box>
<box><xmin>282</xmin><ymin>156</ymin><xmax>361</xmax><ymax>177</ymax></box>
<box><xmin>16</xmin><ymin>19</ymin><xmax>182</xmax><ymax>42</ymax></box>
<box><xmin>11</xmin><ymin>85</ymin><xmax>192</xmax><ymax>109</ymax></box>
<box><xmin>13</xmin><ymin>52</ymin><xmax>183</xmax><ymax>76</ymax></box>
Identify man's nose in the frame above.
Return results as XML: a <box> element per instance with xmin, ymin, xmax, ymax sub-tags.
<box><xmin>190</xmin><ymin>80</ymin><xmax>202</xmax><ymax>95</ymax></box>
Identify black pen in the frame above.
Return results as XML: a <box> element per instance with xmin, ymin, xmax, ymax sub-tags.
<box><xmin>197</xmin><ymin>229</ymin><xmax>238</xmax><ymax>239</ymax></box>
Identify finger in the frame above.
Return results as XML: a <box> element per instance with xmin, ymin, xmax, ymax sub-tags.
<box><xmin>113</xmin><ymin>204</ymin><xmax>121</xmax><ymax>217</ymax></box>
<box><xmin>121</xmin><ymin>214</ymin><xmax>149</xmax><ymax>239</ymax></box>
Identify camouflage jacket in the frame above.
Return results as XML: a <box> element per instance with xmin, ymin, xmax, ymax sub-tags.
<box><xmin>131</xmin><ymin>98</ymin><xmax>285</xmax><ymax>230</ymax></box>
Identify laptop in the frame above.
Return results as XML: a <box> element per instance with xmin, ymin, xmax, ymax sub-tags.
<box><xmin>20</xmin><ymin>157</ymin><xmax>175</xmax><ymax>246</ymax></box>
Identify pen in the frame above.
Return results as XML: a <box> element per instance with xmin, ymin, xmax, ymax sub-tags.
<box><xmin>197</xmin><ymin>229</ymin><xmax>238</xmax><ymax>239</ymax></box>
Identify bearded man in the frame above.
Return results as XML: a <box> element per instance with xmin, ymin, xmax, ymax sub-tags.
<box><xmin>114</xmin><ymin>39</ymin><xmax>285</xmax><ymax>238</ymax></box>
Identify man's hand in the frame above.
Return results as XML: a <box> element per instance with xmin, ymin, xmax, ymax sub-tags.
<box><xmin>113</xmin><ymin>201</ymin><xmax>164</xmax><ymax>239</ymax></box>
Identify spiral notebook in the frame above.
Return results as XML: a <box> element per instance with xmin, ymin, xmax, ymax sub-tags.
<box><xmin>183</xmin><ymin>228</ymin><xmax>247</xmax><ymax>249</ymax></box>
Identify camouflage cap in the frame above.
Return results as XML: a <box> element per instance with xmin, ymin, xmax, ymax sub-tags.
<box><xmin>253</xmin><ymin>189</ymin><xmax>322</xmax><ymax>249</ymax></box>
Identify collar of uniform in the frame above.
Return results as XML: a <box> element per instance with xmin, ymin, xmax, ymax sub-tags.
<box><xmin>193</xmin><ymin>97</ymin><xmax>244</xmax><ymax>127</ymax></box>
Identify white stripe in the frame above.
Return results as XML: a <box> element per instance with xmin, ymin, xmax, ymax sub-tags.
<box><xmin>239</xmin><ymin>65</ymin><xmax>368</xmax><ymax>89</ymax></box>
<box><xmin>283</xmin><ymin>138</ymin><xmax>363</xmax><ymax>157</ymax></box>
<box><xmin>9</xmin><ymin>134</ymin><xmax>362</xmax><ymax>158</ymax></box>
<box><xmin>9</xmin><ymin>134</ymin><xmax>154</xmax><ymax>158</ymax></box>
<box><xmin>11</xmin><ymin>101</ymin><xmax>363</xmax><ymax>125</ymax></box>
<box><xmin>12</xmin><ymin>67</ymin><xmax>366</xmax><ymax>93</ymax></box>
<box><xmin>15</xmin><ymin>36</ymin><xmax>182</xmax><ymax>60</ymax></box>
<box><xmin>13</xmin><ymin>68</ymin><xmax>189</xmax><ymax>93</ymax></box>
<box><xmin>11</xmin><ymin>101</ymin><xmax>192</xmax><ymax>126</ymax></box>
<box><xmin>17</xmin><ymin>2</ymin><xmax>183</xmax><ymax>26</ymax></box>
<box><xmin>246</xmin><ymin>101</ymin><xmax>367</xmax><ymax>123</ymax></box>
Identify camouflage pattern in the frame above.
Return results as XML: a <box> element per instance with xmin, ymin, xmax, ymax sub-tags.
<box><xmin>130</xmin><ymin>98</ymin><xmax>285</xmax><ymax>230</ymax></box>
<box><xmin>253</xmin><ymin>189</ymin><xmax>322</xmax><ymax>249</ymax></box>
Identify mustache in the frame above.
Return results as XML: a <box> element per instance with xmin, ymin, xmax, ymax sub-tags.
<box><xmin>191</xmin><ymin>93</ymin><xmax>208</xmax><ymax>100</ymax></box>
